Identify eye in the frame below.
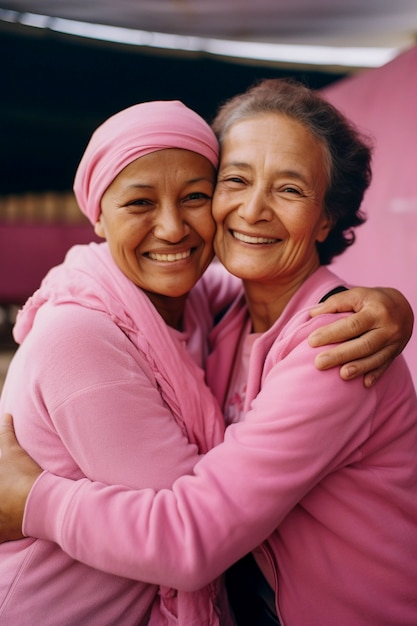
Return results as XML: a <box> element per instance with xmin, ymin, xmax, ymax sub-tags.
<box><xmin>217</xmin><ymin>165</ymin><xmax>249</xmax><ymax>187</ymax></box>
<box><xmin>127</xmin><ymin>197</ymin><xmax>152</xmax><ymax>206</ymax></box>
<box><xmin>186</xmin><ymin>192</ymin><xmax>211</xmax><ymax>201</ymax></box>
<box><xmin>182</xmin><ymin>191</ymin><xmax>213</xmax><ymax>208</ymax></box>
<box><xmin>219</xmin><ymin>175</ymin><xmax>246</xmax><ymax>187</ymax></box>
<box><xmin>124</xmin><ymin>197</ymin><xmax>155</xmax><ymax>213</ymax></box>
<box><xmin>282</xmin><ymin>186</ymin><xmax>302</xmax><ymax>195</ymax></box>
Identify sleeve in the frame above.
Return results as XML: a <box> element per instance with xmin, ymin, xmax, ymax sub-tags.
<box><xmin>29</xmin><ymin>304</ymin><xmax>202</xmax><ymax>489</ymax></box>
<box><xmin>23</xmin><ymin>317</ymin><xmax>376</xmax><ymax>591</ymax></box>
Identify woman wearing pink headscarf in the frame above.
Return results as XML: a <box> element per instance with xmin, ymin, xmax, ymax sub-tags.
<box><xmin>0</xmin><ymin>100</ymin><xmax>239</xmax><ymax>625</ymax></box>
<box><xmin>0</xmin><ymin>98</ymin><xmax>412</xmax><ymax>625</ymax></box>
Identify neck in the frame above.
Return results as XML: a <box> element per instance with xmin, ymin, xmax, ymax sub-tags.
<box><xmin>144</xmin><ymin>291</ymin><xmax>187</xmax><ymax>330</ymax></box>
<box><xmin>243</xmin><ymin>264</ymin><xmax>319</xmax><ymax>333</ymax></box>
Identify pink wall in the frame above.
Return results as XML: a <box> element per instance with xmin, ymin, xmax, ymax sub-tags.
<box><xmin>321</xmin><ymin>46</ymin><xmax>417</xmax><ymax>388</ymax></box>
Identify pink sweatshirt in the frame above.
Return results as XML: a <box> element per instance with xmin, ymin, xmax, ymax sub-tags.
<box><xmin>0</xmin><ymin>243</ymin><xmax>237</xmax><ymax>625</ymax></box>
<box><xmin>22</xmin><ymin>266</ymin><xmax>417</xmax><ymax>626</ymax></box>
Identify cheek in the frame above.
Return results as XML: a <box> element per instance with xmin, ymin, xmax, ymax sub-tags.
<box><xmin>289</xmin><ymin>211</ymin><xmax>323</xmax><ymax>242</ymax></box>
<box><xmin>110</xmin><ymin>228</ymin><xmax>143</xmax><ymax>259</ymax></box>
<box><xmin>213</xmin><ymin>227</ymin><xmax>227</xmax><ymax>259</ymax></box>
<box><xmin>197</xmin><ymin>211</ymin><xmax>217</xmax><ymax>241</ymax></box>
<box><xmin>213</xmin><ymin>233</ymin><xmax>221</xmax><ymax>259</ymax></box>
<box><xmin>211</xmin><ymin>190</ymin><xmax>227</xmax><ymax>224</ymax></box>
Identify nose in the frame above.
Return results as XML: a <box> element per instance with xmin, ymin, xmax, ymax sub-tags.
<box><xmin>237</xmin><ymin>186</ymin><xmax>273</xmax><ymax>224</ymax></box>
<box><xmin>153</xmin><ymin>205</ymin><xmax>189</xmax><ymax>242</ymax></box>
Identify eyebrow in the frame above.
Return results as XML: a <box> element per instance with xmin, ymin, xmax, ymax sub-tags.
<box><xmin>186</xmin><ymin>176</ymin><xmax>215</xmax><ymax>184</ymax></box>
<box><xmin>125</xmin><ymin>183</ymin><xmax>154</xmax><ymax>190</ymax></box>
<box><xmin>220</xmin><ymin>161</ymin><xmax>250</xmax><ymax>169</ymax></box>
<box><xmin>278</xmin><ymin>169</ymin><xmax>310</xmax><ymax>185</ymax></box>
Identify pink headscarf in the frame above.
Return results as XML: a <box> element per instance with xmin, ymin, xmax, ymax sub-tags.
<box><xmin>73</xmin><ymin>100</ymin><xmax>219</xmax><ymax>225</ymax></box>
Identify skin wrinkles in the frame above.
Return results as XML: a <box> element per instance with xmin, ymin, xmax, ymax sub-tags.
<box><xmin>213</xmin><ymin>113</ymin><xmax>332</xmax><ymax>332</ymax></box>
<box><xmin>121</xmin><ymin>174</ymin><xmax>215</xmax><ymax>193</ymax></box>
<box><xmin>96</xmin><ymin>148</ymin><xmax>216</xmax><ymax>329</ymax></box>
<box><xmin>221</xmin><ymin>162</ymin><xmax>318</xmax><ymax>193</ymax></box>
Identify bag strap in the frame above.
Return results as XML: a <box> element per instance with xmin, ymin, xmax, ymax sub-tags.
<box><xmin>319</xmin><ymin>285</ymin><xmax>348</xmax><ymax>304</ymax></box>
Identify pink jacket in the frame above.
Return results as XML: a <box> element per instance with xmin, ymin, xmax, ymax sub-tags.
<box><xmin>0</xmin><ymin>243</ymin><xmax>237</xmax><ymax>625</ymax></box>
<box><xmin>22</xmin><ymin>266</ymin><xmax>417</xmax><ymax>626</ymax></box>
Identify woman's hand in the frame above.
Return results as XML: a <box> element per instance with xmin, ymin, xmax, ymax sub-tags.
<box><xmin>309</xmin><ymin>287</ymin><xmax>414</xmax><ymax>388</ymax></box>
<box><xmin>0</xmin><ymin>414</ymin><xmax>42</xmax><ymax>542</ymax></box>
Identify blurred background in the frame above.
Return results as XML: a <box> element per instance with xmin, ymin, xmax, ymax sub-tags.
<box><xmin>1</xmin><ymin>0</ymin><xmax>417</xmax><ymax>388</ymax></box>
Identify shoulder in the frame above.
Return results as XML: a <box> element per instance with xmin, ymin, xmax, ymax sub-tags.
<box><xmin>31</xmin><ymin>302</ymin><xmax>125</xmax><ymax>348</ymax></box>
<box><xmin>20</xmin><ymin>302</ymin><xmax>143</xmax><ymax>389</ymax></box>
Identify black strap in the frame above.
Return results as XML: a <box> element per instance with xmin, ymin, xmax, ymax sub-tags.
<box><xmin>319</xmin><ymin>285</ymin><xmax>348</xmax><ymax>303</ymax></box>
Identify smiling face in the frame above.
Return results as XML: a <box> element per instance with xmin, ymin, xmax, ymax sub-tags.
<box><xmin>95</xmin><ymin>148</ymin><xmax>216</xmax><ymax>323</ymax></box>
<box><xmin>213</xmin><ymin>113</ymin><xmax>332</xmax><ymax>295</ymax></box>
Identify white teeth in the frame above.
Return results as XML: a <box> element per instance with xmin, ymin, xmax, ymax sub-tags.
<box><xmin>148</xmin><ymin>250</ymin><xmax>192</xmax><ymax>262</ymax></box>
<box><xmin>232</xmin><ymin>231</ymin><xmax>277</xmax><ymax>244</ymax></box>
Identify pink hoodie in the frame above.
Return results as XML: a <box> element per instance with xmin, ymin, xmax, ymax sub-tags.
<box><xmin>21</xmin><ymin>266</ymin><xmax>417</xmax><ymax>626</ymax></box>
<box><xmin>0</xmin><ymin>243</ymin><xmax>237</xmax><ymax>625</ymax></box>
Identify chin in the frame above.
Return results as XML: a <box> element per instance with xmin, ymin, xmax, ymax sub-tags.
<box><xmin>162</xmin><ymin>281</ymin><xmax>195</xmax><ymax>299</ymax></box>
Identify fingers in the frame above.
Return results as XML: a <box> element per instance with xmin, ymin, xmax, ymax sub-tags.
<box><xmin>340</xmin><ymin>359</ymin><xmax>391</xmax><ymax>388</ymax></box>
<box><xmin>0</xmin><ymin>414</ymin><xmax>18</xmax><ymax>446</ymax></box>
<box><xmin>311</xmin><ymin>286</ymin><xmax>414</xmax><ymax>354</ymax></box>
<box><xmin>309</xmin><ymin>314</ymin><xmax>368</xmax><ymax>347</ymax></box>
<box><xmin>315</xmin><ymin>342</ymin><xmax>394</xmax><ymax>387</ymax></box>
<box><xmin>310</xmin><ymin>285</ymin><xmax>413</xmax><ymax>385</ymax></box>
<box><xmin>310</xmin><ymin>287</ymin><xmax>366</xmax><ymax>316</ymax></box>
<box><xmin>363</xmin><ymin>364</ymin><xmax>390</xmax><ymax>388</ymax></box>
<box><xmin>1</xmin><ymin>413</ymin><xmax>14</xmax><ymax>430</ymax></box>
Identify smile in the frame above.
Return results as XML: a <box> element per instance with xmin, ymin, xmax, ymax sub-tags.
<box><xmin>232</xmin><ymin>231</ymin><xmax>278</xmax><ymax>244</ymax></box>
<box><xmin>147</xmin><ymin>249</ymin><xmax>192</xmax><ymax>262</ymax></box>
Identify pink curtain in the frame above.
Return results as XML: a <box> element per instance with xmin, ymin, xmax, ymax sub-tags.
<box><xmin>321</xmin><ymin>45</ymin><xmax>417</xmax><ymax>388</ymax></box>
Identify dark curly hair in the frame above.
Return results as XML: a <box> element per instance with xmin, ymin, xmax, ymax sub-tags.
<box><xmin>211</xmin><ymin>78</ymin><xmax>372</xmax><ymax>265</ymax></box>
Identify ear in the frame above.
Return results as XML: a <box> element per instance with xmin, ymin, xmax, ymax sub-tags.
<box><xmin>94</xmin><ymin>214</ymin><xmax>106</xmax><ymax>239</ymax></box>
<box><xmin>315</xmin><ymin>214</ymin><xmax>333</xmax><ymax>243</ymax></box>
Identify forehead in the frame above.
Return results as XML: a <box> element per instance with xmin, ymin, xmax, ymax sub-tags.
<box><xmin>113</xmin><ymin>148</ymin><xmax>215</xmax><ymax>184</ymax></box>
<box><xmin>224</xmin><ymin>113</ymin><xmax>317</xmax><ymax>151</ymax></box>
<box><xmin>221</xmin><ymin>113</ymin><xmax>329</xmax><ymax>179</ymax></box>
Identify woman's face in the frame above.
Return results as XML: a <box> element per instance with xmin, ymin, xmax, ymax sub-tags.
<box><xmin>213</xmin><ymin>113</ymin><xmax>332</xmax><ymax>291</ymax></box>
<box><xmin>96</xmin><ymin>149</ymin><xmax>216</xmax><ymax>304</ymax></box>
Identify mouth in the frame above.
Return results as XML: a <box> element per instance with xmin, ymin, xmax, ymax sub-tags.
<box><xmin>231</xmin><ymin>230</ymin><xmax>279</xmax><ymax>245</ymax></box>
<box><xmin>146</xmin><ymin>249</ymin><xmax>193</xmax><ymax>262</ymax></box>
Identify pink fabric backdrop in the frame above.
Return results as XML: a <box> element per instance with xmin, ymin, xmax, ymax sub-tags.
<box><xmin>0</xmin><ymin>223</ymin><xmax>99</xmax><ymax>305</ymax></box>
<box><xmin>321</xmin><ymin>45</ymin><xmax>417</xmax><ymax>388</ymax></box>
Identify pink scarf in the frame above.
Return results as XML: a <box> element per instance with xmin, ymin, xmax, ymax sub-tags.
<box><xmin>14</xmin><ymin>242</ymin><xmax>224</xmax><ymax>453</ymax></box>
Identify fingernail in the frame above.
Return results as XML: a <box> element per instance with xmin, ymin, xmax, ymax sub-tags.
<box><xmin>315</xmin><ymin>354</ymin><xmax>331</xmax><ymax>368</ymax></box>
<box><xmin>342</xmin><ymin>365</ymin><xmax>357</xmax><ymax>379</ymax></box>
<box><xmin>364</xmin><ymin>374</ymin><xmax>376</xmax><ymax>388</ymax></box>
<box><xmin>309</xmin><ymin>332</ymin><xmax>321</xmax><ymax>346</ymax></box>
